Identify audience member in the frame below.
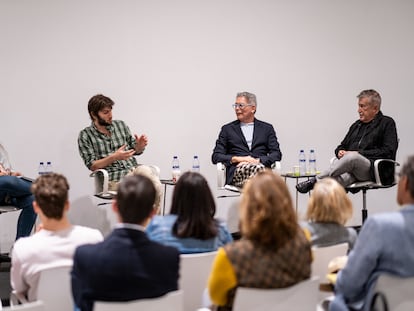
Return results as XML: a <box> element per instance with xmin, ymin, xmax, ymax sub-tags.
<box><xmin>71</xmin><ymin>175</ymin><xmax>179</xmax><ymax>311</ymax></box>
<box><xmin>207</xmin><ymin>170</ymin><xmax>311</xmax><ymax>310</ymax></box>
<box><xmin>10</xmin><ymin>173</ymin><xmax>103</xmax><ymax>301</ymax></box>
<box><xmin>146</xmin><ymin>171</ymin><xmax>233</xmax><ymax>253</ymax></box>
<box><xmin>297</xmin><ymin>89</ymin><xmax>398</xmax><ymax>193</ymax></box>
<box><xmin>78</xmin><ymin>94</ymin><xmax>148</xmax><ymax>191</ymax></box>
<box><xmin>329</xmin><ymin>155</ymin><xmax>414</xmax><ymax>311</ymax></box>
<box><xmin>212</xmin><ymin>92</ymin><xmax>282</xmax><ymax>188</ymax></box>
<box><xmin>0</xmin><ymin>143</ymin><xmax>36</xmax><ymax>246</ymax></box>
<box><xmin>301</xmin><ymin>178</ymin><xmax>357</xmax><ymax>250</ymax></box>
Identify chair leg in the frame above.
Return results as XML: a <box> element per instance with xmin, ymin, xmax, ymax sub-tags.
<box><xmin>362</xmin><ymin>189</ymin><xmax>367</xmax><ymax>224</ymax></box>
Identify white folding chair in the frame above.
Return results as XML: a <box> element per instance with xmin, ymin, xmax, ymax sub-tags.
<box><xmin>93</xmin><ymin>290</ymin><xmax>183</xmax><ymax>311</ymax></box>
<box><xmin>232</xmin><ymin>277</ymin><xmax>319</xmax><ymax>311</ymax></box>
<box><xmin>179</xmin><ymin>252</ymin><xmax>217</xmax><ymax>311</ymax></box>
<box><xmin>311</xmin><ymin>243</ymin><xmax>348</xmax><ymax>283</ymax></box>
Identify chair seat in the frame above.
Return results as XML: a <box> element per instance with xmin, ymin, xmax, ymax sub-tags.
<box><xmin>346</xmin><ymin>181</ymin><xmax>396</xmax><ymax>190</ymax></box>
<box><xmin>0</xmin><ymin>205</ymin><xmax>19</xmax><ymax>213</ymax></box>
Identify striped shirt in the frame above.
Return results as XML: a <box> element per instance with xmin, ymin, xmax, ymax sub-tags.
<box><xmin>78</xmin><ymin>120</ymin><xmax>139</xmax><ymax>182</ymax></box>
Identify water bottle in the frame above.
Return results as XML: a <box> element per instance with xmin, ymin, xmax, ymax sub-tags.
<box><xmin>45</xmin><ymin>161</ymin><xmax>53</xmax><ymax>174</ymax></box>
<box><xmin>172</xmin><ymin>156</ymin><xmax>181</xmax><ymax>183</ymax></box>
<box><xmin>309</xmin><ymin>149</ymin><xmax>317</xmax><ymax>175</ymax></box>
<box><xmin>192</xmin><ymin>155</ymin><xmax>200</xmax><ymax>172</ymax></box>
<box><xmin>299</xmin><ymin>150</ymin><xmax>306</xmax><ymax>176</ymax></box>
<box><xmin>38</xmin><ymin>162</ymin><xmax>46</xmax><ymax>175</ymax></box>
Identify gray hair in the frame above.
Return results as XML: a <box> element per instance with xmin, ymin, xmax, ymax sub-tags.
<box><xmin>237</xmin><ymin>92</ymin><xmax>257</xmax><ymax>107</ymax></box>
<box><xmin>357</xmin><ymin>89</ymin><xmax>381</xmax><ymax>110</ymax></box>
<box><xmin>400</xmin><ymin>155</ymin><xmax>414</xmax><ymax>198</ymax></box>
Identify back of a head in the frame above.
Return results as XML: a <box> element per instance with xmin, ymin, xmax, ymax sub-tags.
<box><xmin>31</xmin><ymin>173</ymin><xmax>69</xmax><ymax>220</ymax></box>
<box><xmin>400</xmin><ymin>155</ymin><xmax>414</xmax><ymax>199</ymax></box>
<box><xmin>88</xmin><ymin>94</ymin><xmax>114</xmax><ymax>120</ymax></box>
<box><xmin>240</xmin><ymin>170</ymin><xmax>297</xmax><ymax>248</ymax></box>
<box><xmin>170</xmin><ymin>171</ymin><xmax>218</xmax><ymax>239</ymax></box>
<box><xmin>306</xmin><ymin>178</ymin><xmax>353</xmax><ymax>225</ymax></box>
<box><xmin>116</xmin><ymin>175</ymin><xmax>156</xmax><ymax>224</ymax></box>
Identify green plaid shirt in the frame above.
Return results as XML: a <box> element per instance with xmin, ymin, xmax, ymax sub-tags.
<box><xmin>78</xmin><ymin>120</ymin><xmax>139</xmax><ymax>182</ymax></box>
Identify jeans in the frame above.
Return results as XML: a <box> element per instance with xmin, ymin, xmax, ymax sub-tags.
<box><xmin>0</xmin><ymin>176</ymin><xmax>36</xmax><ymax>240</ymax></box>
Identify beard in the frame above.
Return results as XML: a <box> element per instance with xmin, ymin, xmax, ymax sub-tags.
<box><xmin>97</xmin><ymin>115</ymin><xmax>112</xmax><ymax>127</ymax></box>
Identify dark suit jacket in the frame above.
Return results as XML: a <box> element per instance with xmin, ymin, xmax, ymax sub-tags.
<box><xmin>71</xmin><ymin>228</ymin><xmax>180</xmax><ymax>311</ymax></box>
<box><xmin>212</xmin><ymin>118</ymin><xmax>282</xmax><ymax>184</ymax></box>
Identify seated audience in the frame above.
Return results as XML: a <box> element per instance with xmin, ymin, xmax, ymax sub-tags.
<box><xmin>146</xmin><ymin>171</ymin><xmax>233</xmax><ymax>253</ymax></box>
<box><xmin>211</xmin><ymin>91</ymin><xmax>282</xmax><ymax>188</ymax></box>
<box><xmin>207</xmin><ymin>170</ymin><xmax>311</xmax><ymax>310</ymax></box>
<box><xmin>71</xmin><ymin>175</ymin><xmax>179</xmax><ymax>311</ymax></box>
<box><xmin>10</xmin><ymin>173</ymin><xmax>103</xmax><ymax>302</ymax></box>
<box><xmin>301</xmin><ymin>178</ymin><xmax>357</xmax><ymax>250</ymax></box>
<box><xmin>329</xmin><ymin>155</ymin><xmax>414</xmax><ymax>311</ymax></box>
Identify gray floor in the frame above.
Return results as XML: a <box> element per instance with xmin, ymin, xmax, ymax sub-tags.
<box><xmin>0</xmin><ymin>261</ymin><xmax>11</xmax><ymax>307</ymax></box>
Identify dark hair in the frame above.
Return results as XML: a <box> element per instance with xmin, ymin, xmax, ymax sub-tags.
<box><xmin>88</xmin><ymin>94</ymin><xmax>114</xmax><ymax>120</ymax></box>
<box><xmin>170</xmin><ymin>172</ymin><xmax>218</xmax><ymax>239</ymax></box>
<box><xmin>31</xmin><ymin>173</ymin><xmax>70</xmax><ymax>220</ymax></box>
<box><xmin>400</xmin><ymin>155</ymin><xmax>414</xmax><ymax>198</ymax></box>
<box><xmin>115</xmin><ymin>175</ymin><xmax>156</xmax><ymax>224</ymax></box>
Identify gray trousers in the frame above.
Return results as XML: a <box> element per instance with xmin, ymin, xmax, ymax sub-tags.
<box><xmin>318</xmin><ymin>152</ymin><xmax>371</xmax><ymax>187</ymax></box>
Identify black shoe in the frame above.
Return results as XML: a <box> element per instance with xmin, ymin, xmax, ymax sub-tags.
<box><xmin>296</xmin><ymin>177</ymin><xmax>317</xmax><ymax>194</ymax></box>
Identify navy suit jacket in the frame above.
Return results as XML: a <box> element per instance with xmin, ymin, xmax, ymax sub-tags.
<box><xmin>71</xmin><ymin>228</ymin><xmax>180</xmax><ymax>311</ymax></box>
<box><xmin>212</xmin><ymin>118</ymin><xmax>282</xmax><ymax>184</ymax></box>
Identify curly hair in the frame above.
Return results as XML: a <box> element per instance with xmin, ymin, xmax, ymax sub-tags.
<box><xmin>240</xmin><ymin>170</ymin><xmax>298</xmax><ymax>248</ymax></box>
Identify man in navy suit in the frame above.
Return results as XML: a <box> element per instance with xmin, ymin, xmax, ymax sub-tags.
<box><xmin>71</xmin><ymin>175</ymin><xmax>180</xmax><ymax>311</ymax></box>
<box><xmin>212</xmin><ymin>92</ymin><xmax>282</xmax><ymax>187</ymax></box>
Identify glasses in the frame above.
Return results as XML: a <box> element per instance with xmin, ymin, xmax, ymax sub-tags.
<box><xmin>232</xmin><ymin>103</ymin><xmax>253</xmax><ymax>109</ymax></box>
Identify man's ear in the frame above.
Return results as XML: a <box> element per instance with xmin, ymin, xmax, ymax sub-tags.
<box><xmin>33</xmin><ymin>201</ymin><xmax>41</xmax><ymax>215</ymax></box>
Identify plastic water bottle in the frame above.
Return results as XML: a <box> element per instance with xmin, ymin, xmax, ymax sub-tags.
<box><xmin>309</xmin><ymin>149</ymin><xmax>317</xmax><ymax>175</ymax></box>
<box><xmin>172</xmin><ymin>156</ymin><xmax>181</xmax><ymax>183</ymax></box>
<box><xmin>45</xmin><ymin>161</ymin><xmax>53</xmax><ymax>174</ymax></box>
<box><xmin>38</xmin><ymin>162</ymin><xmax>46</xmax><ymax>175</ymax></box>
<box><xmin>192</xmin><ymin>155</ymin><xmax>200</xmax><ymax>172</ymax></box>
<box><xmin>299</xmin><ymin>150</ymin><xmax>306</xmax><ymax>176</ymax></box>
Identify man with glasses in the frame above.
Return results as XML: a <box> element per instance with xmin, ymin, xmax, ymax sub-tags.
<box><xmin>296</xmin><ymin>89</ymin><xmax>398</xmax><ymax>193</ymax></box>
<box><xmin>78</xmin><ymin>94</ymin><xmax>148</xmax><ymax>191</ymax></box>
<box><xmin>212</xmin><ymin>92</ymin><xmax>282</xmax><ymax>188</ymax></box>
<box><xmin>329</xmin><ymin>155</ymin><xmax>414</xmax><ymax>311</ymax></box>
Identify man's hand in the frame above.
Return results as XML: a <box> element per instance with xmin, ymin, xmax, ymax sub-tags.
<box><xmin>134</xmin><ymin>134</ymin><xmax>148</xmax><ymax>153</ymax></box>
<box><xmin>114</xmin><ymin>144</ymin><xmax>135</xmax><ymax>161</ymax></box>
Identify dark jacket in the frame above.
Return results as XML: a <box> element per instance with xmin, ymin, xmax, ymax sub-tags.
<box><xmin>211</xmin><ymin>118</ymin><xmax>282</xmax><ymax>184</ymax></box>
<box><xmin>335</xmin><ymin>111</ymin><xmax>398</xmax><ymax>180</ymax></box>
<box><xmin>71</xmin><ymin>228</ymin><xmax>180</xmax><ymax>311</ymax></box>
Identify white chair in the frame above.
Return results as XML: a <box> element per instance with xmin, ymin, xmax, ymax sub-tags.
<box><xmin>370</xmin><ymin>274</ymin><xmax>414</xmax><ymax>311</ymax></box>
<box><xmin>179</xmin><ymin>252</ymin><xmax>217</xmax><ymax>311</ymax></box>
<box><xmin>91</xmin><ymin>164</ymin><xmax>161</xmax><ymax>199</ymax></box>
<box><xmin>93</xmin><ymin>290</ymin><xmax>184</xmax><ymax>311</ymax></box>
<box><xmin>232</xmin><ymin>277</ymin><xmax>319</xmax><ymax>311</ymax></box>
<box><xmin>2</xmin><ymin>301</ymin><xmax>45</xmax><ymax>311</ymax></box>
<box><xmin>11</xmin><ymin>265</ymin><xmax>73</xmax><ymax>311</ymax></box>
<box><xmin>0</xmin><ymin>205</ymin><xmax>19</xmax><ymax>258</ymax></box>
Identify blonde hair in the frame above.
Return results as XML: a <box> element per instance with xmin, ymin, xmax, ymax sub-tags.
<box><xmin>240</xmin><ymin>169</ymin><xmax>298</xmax><ymax>248</ymax></box>
<box><xmin>306</xmin><ymin>178</ymin><xmax>353</xmax><ymax>225</ymax></box>
<box><xmin>127</xmin><ymin>165</ymin><xmax>162</xmax><ymax>213</ymax></box>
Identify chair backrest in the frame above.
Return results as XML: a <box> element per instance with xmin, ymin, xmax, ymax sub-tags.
<box><xmin>370</xmin><ymin>274</ymin><xmax>414</xmax><ymax>311</ymax></box>
<box><xmin>179</xmin><ymin>251</ymin><xmax>217</xmax><ymax>311</ymax></box>
<box><xmin>93</xmin><ymin>290</ymin><xmax>184</xmax><ymax>311</ymax></box>
<box><xmin>2</xmin><ymin>301</ymin><xmax>45</xmax><ymax>311</ymax></box>
<box><xmin>311</xmin><ymin>243</ymin><xmax>348</xmax><ymax>283</ymax></box>
<box><xmin>232</xmin><ymin>277</ymin><xmax>319</xmax><ymax>311</ymax></box>
<box><xmin>37</xmin><ymin>265</ymin><xmax>73</xmax><ymax>311</ymax></box>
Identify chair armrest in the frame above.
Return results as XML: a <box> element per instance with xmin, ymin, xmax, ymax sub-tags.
<box><xmin>373</xmin><ymin>159</ymin><xmax>400</xmax><ymax>186</ymax></box>
<box><xmin>272</xmin><ymin>161</ymin><xmax>282</xmax><ymax>173</ymax></box>
<box><xmin>90</xmin><ymin>169</ymin><xmax>114</xmax><ymax>199</ymax></box>
<box><xmin>217</xmin><ymin>163</ymin><xmax>226</xmax><ymax>189</ymax></box>
<box><xmin>10</xmin><ymin>290</ymin><xmax>28</xmax><ymax>306</ymax></box>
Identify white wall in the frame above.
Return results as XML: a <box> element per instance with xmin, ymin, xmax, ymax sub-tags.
<box><xmin>1</xmin><ymin>0</ymin><xmax>413</xmax><ymax>228</ymax></box>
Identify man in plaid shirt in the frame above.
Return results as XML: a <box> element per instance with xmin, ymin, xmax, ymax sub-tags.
<box><xmin>78</xmin><ymin>94</ymin><xmax>148</xmax><ymax>190</ymax></box>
